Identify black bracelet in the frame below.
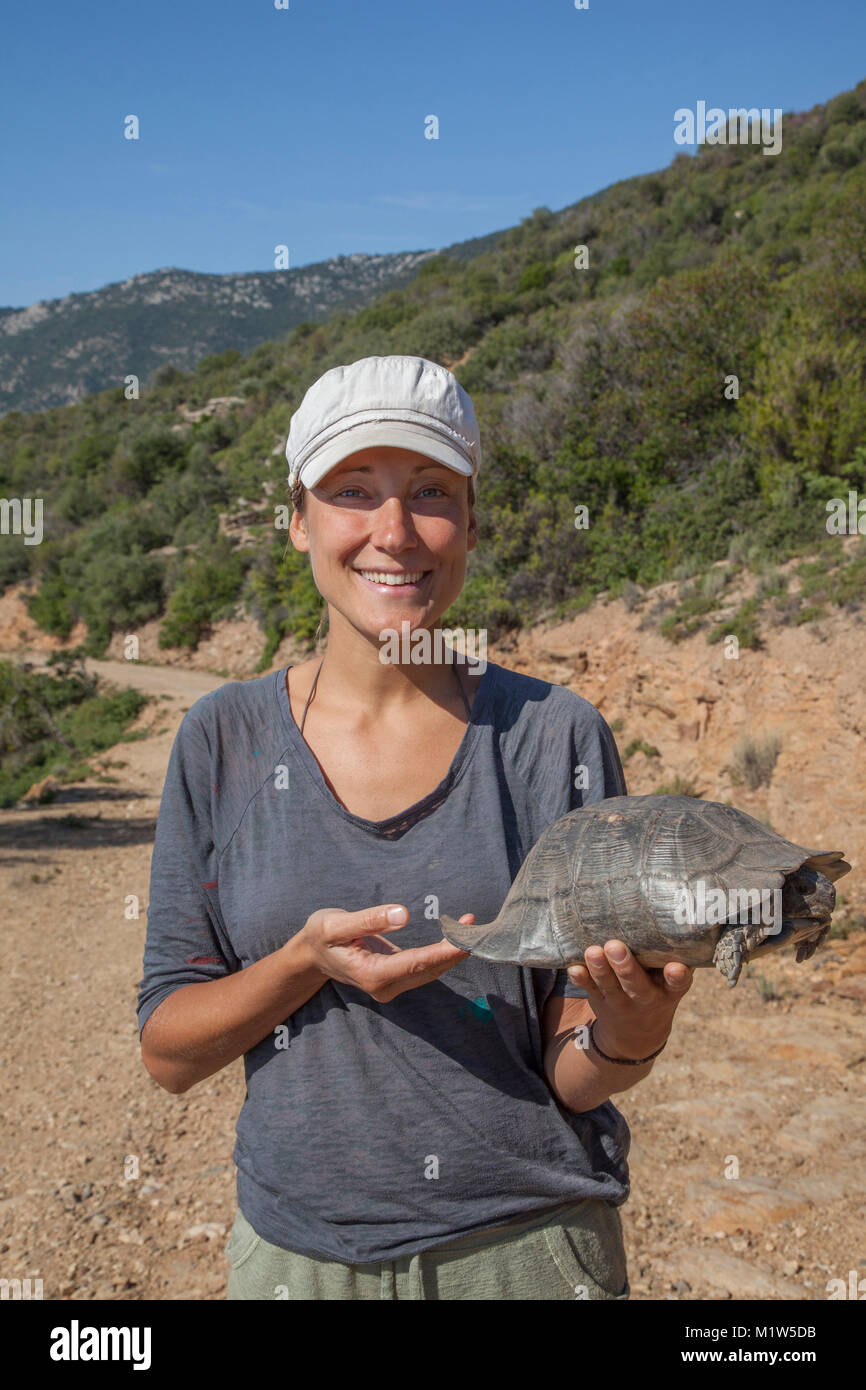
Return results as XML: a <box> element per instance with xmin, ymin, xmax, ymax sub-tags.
<box><xmin>588</xmin><ymin>1017</ymin><xmax>667</xmax><ymax>1066</ymax></box>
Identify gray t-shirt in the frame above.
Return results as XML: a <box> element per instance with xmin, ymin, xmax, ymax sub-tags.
<box><xmin>137</xmin><ymin>659</ymin><xmax>631</xmax><ymax>1263</ymax></box>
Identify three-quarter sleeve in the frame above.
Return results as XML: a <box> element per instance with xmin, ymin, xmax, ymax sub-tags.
<box><xmin>137</xmin><ymin>708</ymin><xmax>240</xmax><ymax>1038</ymax></box>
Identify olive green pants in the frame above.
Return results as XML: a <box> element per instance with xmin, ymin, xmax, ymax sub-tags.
<box><xmin>225</xmin><ymin>1198</ymin><xmax>629</xmax><ymax>1300</ymax></box>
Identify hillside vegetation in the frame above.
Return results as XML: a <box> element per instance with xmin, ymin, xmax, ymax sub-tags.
<box><xmin>1</xmin><ymin>82</ymin><xmax>865</xmax><ymax>668</ymax></box>
<box><xmin>0</xmin><ymin>654</ymin><xmax>148</xmax><ymax>807</ymax></box>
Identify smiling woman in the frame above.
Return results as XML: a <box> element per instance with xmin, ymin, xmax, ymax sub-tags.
<box><xmin>137</xmin><ymin>354</ymin><xmax>695</xmax><ymax>1302</ymax></box>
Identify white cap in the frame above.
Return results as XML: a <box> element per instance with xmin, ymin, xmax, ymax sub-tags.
<box><xmin>285</xmin><ymin>354</ymin><xmax>481</xmax><ymax>490</ymax></box>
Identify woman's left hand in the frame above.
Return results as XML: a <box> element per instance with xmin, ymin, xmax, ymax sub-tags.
<box><xmin>566</xmin><ymin>940</ymin><xmax>694</xmax><ymax>1061</ymax></box>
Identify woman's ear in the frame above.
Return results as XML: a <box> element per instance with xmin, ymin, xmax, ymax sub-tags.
<box><xmin>289</xmin><ymin>507</ymin><xmax>310</xmax><ymax>553</ymax></box>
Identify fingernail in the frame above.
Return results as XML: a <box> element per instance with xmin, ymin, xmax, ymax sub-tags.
<box><xmin>387</xmin><ymin>907</ymin><xmax>407</xmax><ymax>924</ymax></box>
<box><xmin>607</xmin><ymin>943</ymin><xmax>627</xmax><ymax>961</ymax></box>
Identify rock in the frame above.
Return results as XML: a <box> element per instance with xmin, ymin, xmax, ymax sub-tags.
<box><xmin>178</xmin><ymin>397</ymin><xmax>246</xmax><ymax>424</ymax></box>
<box><xmin>651</xmin><ymin>1091</ymin><xmax>767</xmax><ymax>1137</ymax></box>
<box><xmin>20</xmin><ymin>776</ymin><xmax>60</xmax><ymax>805</ymax></box>
<box><xmin>788</xmin><ymin>1168</ymin><xmax>866</xmax><ymax>1202</ymax></box>
<box><xmin>832</xmin><ymin>978</ymin><xmax>866</xmax><ymax>1003</ymax></box>
<box><xmin>778</xmin><ymin>1097</ymin><xmax>866</xmax><ymax>1158</ymax></box>
<box><xmin>842</xmin><ymin>946</ymin><xmax>866</xmax><ymax>974</ymax></box>
<box><xmin>671</xmin><ymin>1246</ymin><xmax>805</xmax><ymax>1299</ymax></box>
<box><xmin>537</xmin><ymin>662</ymin><xmax>576</xmax><ymax>686</ymax></box>
<box><xmin>682</xmin><ymin>1177</ymin><xmax>812</xmax><ymax>1236</ymax></box>
<box><xmin>727</xmin><ymin>1016</ymin><xmax>866</xmax><ymax>1068</ymax></box>
<box><xmin>183</xmin><ymin>1222</ymin><xmax>226</xmax><ymax>1242</ymax></box>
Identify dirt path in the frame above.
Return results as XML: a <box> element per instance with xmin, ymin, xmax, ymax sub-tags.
<box><xmin>17</xmin><ymin>649</ymin><xmax>227</xmax><ymax>699</ymax></box>
<box><xmin>1</xmin><ymin>651</ymin><xmax>864</xmax><ymax>1301</ymax></box>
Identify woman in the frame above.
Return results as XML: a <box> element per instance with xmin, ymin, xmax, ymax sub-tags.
<box><xmin>137</xmin><ymin>354</ymin><xmax>694</xmax><ymax>1301</ymax></box>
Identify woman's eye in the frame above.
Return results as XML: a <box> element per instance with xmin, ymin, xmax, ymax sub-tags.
<box><xmin>333</xmin><ymin>483</ymin><xmax>446</xmax><ymax>500</ymax></box>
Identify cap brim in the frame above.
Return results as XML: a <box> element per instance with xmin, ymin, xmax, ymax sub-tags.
<box><xmin>294</xmin><ymin>422</ymin><xmax>475</xmax><ymax>489</ymax></box>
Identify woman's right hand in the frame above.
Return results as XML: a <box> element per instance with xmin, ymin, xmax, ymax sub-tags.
<box><xmin>295</xmin><ymin>905</ymin><xmax>473</xmax><ymax>1003</ymax></box>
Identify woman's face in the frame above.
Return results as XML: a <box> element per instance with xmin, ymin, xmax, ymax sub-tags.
<box><xmin>289</xmin><ymin>445</ymin><xmax>477</xmax><ymax>640</ymax></box>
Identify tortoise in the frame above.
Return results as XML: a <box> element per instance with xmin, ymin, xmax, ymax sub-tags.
<box><xmin>439</xmin><ymin>795</ymin><xmax>851</xmax><ymax>987</ymax></box>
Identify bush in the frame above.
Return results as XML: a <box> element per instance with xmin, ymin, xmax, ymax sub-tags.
<box><xmin>730</xmin><ymin>732</ymin><xmax>782</xmax><ymax>790</ymax></box>
<box><xmin>0</xmin><ymin>657</ymin><xmax>148</xmax><ymax>807</ymax></box>
<box><xmin>517</xmin><ymin>262</ymin><xmax>554</xmax><ymax>294</ymax></box>
<box><xmin>757</xmin><ymin>570</ymin><xmax>788</xmax><ymax>600</ymax></box>
<box><xmin>656</xmin><ymin>776</ymin><xmax>703</xmax><ymax>797</ymax></box>
<box><xmin>246</xmin><ymin>537</ymin><xmax>326</xmax><ymax>668</ymax></box>
<box><xmin>660</xmin><ymin>570</ymin><xmax>732</xmax><ymax>642</ymax></box>
<box><xmin>618</xmin><ymin>579</ymin><xmax>643</xmax><ymax>610</ymax></box>
<box><xmin>113</xmin><ymin>424</ymin><xmax>188</xmax><ymax>495</ymax></box>
<box><xmin>153</xmin><ymin>364</ymin><xmax>186</xmax><ymax>388</ymax></box>
<box><xmin>624</xmin><ymin>739</ymin><xmax>660</xmax><ymax>760</ymax></box>
<box><xmin>198</xmin><ymin>348</ymin><xmax>242</xmax><ymax>373</ymax></box>
<box><xmin>441</xmin><ymin>572</ymin><xmax>519</xmax><ymax>640</ymax></box>
<box><xmin>707</xmin><ymin>597</ymin><xmax>761</xmax><ymax>649</ymax></box>
<box><xmin>159</xmin><ymin>536</ymin><xmax>247</xmax><ymax>649</ymax></box>
<box><xmin>25</xmin><ymin>572</ymin><xmax>77</xmax><ymax>638</ymax></box>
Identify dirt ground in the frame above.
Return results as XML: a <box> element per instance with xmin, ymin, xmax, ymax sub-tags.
<box><xmin>1</xmin><ymin>650</ymin><xmax>864</xmax><ymax>1301</ymax></box>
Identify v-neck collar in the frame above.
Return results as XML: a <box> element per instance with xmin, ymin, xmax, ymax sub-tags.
<box><xmin>275</xmin><ymin>660</ymin><xmax>495</xmax><ymax>838</ymax></box>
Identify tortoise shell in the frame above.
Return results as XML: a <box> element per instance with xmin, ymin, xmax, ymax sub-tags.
<box><xmin>439</xmin><ymin>795</ymin><xmax>850</xmax><ymax>984</ymax></box>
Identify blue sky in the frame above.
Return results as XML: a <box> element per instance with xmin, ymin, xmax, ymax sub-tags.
<box><xmin>1</xmin><ymin>0</ymin><xmax>863</xmax><ymax>307</ymax></box>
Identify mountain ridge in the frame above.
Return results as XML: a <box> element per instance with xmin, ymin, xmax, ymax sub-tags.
<box><xmin>0</xmin><ymin>251</ymin><xmax>448</xmax><ymax>413</ymax></box>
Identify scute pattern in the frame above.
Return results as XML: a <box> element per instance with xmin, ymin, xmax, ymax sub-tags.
<box><xmin>439</xmin><ymin>794</ymin><xmax>851</xmax><ymax>979</ymax></box>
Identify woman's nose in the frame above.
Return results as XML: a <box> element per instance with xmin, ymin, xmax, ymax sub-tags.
<box><xmin>369</xmin><ymin>495</ymin><xmax>417</xmax><ymax>548</ymax></box>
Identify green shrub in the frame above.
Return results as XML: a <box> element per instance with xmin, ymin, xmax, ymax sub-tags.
<box><xmin>624</xmin><ymin>739</ymin><xmax>660</xmax><ymax>760</ymax></box>
<box><xmin>198</xmin><ymin>348</ymin><xmax>242</xmax><ymax>373</ymax></box>
<box><xmin>656</xmin><ymin>776</ymin><xmax>703</xmax><ymax>797</ymax></box>
<box><xmin>442</xmin><ymin>573</ymin><xmax>519</xmax><ymax>640</ymax></box>
<box><xmin>794</xmin><ymin>603</ymin><xmax>826</xmax><ymax>624</ymax></box>
<box><xmin>25</xmin><ymin>572</ymin><xmax>77</xmax><ymax>638</ymax></box>
<box><xmin>756</xmin><ymin>570</ymin><xmax>788</xmax><ymax>600</ymax></box>
<box><xmin>0</xmin><ymin>657</ymin><xmax>149</xmax><ymax>807</ymax></box>
<box><xmin>707</xmin><ymin>597</ymin><xmax>761</xmax><ymax>648</ymax></box>
<box><xmin>618</xmin><ymin>579</ymin><xmax>643</xmax><ymax>610</ymax></box>
<box><xmin>660</xmin><ymin>570</ymin><xmax>731</xmax><ymax>641</ymax></box>
<box><xmin>159</xmin><ymin>536</ymin><xmax>247</xmax><ymax>649</ymax></box>
<box><xmin>517</xmin><ymin>261</ymin><xmax>554</xmax><ymax>294</ymax></box>
<box><xmin>730</xmin><ymin>731</ymin><xmax>782</xmax><ymax>790</ymax></box>
<box><xmin>117</xmin><ymin>424</ymin><xmax>188</xmax><ymax>493</ymax></box>
<box><xmin>247</xmin><ymin>539</ymin><xmax>327</xmax><ymax>669</ymax></box>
